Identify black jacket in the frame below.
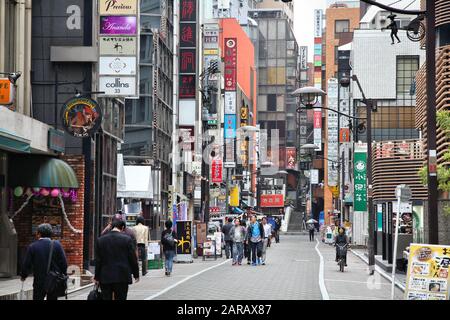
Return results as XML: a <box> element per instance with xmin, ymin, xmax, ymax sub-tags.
<box><xmin>95</xmin><ymin>231</ymin><xmax>139</xmax><ymax>285</ymax></box>
<box><xmin>161</xmin><ymin>229</ymin><xmax>177</xmax><ymax>252</ymax></box>
<box><xmin>20</xmin><ymin>238</ymin><xmax>68</xmax><ymax>288</ymax></box>
<box><xmin>222</xmin><ymin>223</ymin><xmax>233</xmax><ymax>241</ymax></box>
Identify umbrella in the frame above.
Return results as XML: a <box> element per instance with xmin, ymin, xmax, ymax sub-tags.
<box><xmin>306</xmin><ymin>219</ymin><xmax>318</xmax><ymax>224</ymax></box>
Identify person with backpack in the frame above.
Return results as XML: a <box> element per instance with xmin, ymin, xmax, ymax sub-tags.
<box><xmin>222</xmin><ymin>217</ymin><xmax>233</xmax><ymax>259</ymax></box>
<box><xmin>307</xmin><ymin>222</ymin><xmax>315</xmax><ymax>242</ymax></box>
<box><xmin>20</xmin><ymin>223</ymin><xmax>68</xmax><ymax>300</ymax></box>
<box><xmin>161</xmin><ymin>220</ymin><xmax>178</xmax><ymax>276</ymax></box>
<box><xmin>247</xmin><ymin>215</ymin><xmax>264</xmax><ymax>266</ymax></box>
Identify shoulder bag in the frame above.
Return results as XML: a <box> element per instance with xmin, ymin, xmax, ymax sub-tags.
<box><xmin>44</xmin><ymin>240</ymin><xmax>69</xmax><ymax>298</ymax></box>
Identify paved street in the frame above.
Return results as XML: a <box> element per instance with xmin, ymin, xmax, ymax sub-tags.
<box><xmin>67</xmin><ymin>234</ymin><xmax>404</xmax><ymax>300</ymax></box>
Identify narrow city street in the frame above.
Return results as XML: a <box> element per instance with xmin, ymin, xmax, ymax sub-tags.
<box><xmin>67</xmin><ymin>234</ymin><xmax>403</xmax><ymax>300</ymax></box>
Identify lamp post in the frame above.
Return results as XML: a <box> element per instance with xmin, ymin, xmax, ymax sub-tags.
<box><xmin>300</xmin><ymin>144</ymin><xmax>320</xmax><ymax>221</ymax></box>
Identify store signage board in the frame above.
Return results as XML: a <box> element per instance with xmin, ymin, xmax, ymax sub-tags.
<box><xmin>310</xmin><ymin>169</ymin><xmax>319</xmax><ymax>185</ymax></box>
<box><xmin>313</xmin><ymin>108</ymin><xmax>322</xmax><ymax>151</ymax></box>
<box><xmin>0</xmin><ymin>79</ymin><xmax>14</xmax><ymax>105</ymax></box>
<box><xmin>299</xmin><ymin>46</ymin><xmax>308</xmax><ymax>70</ymax></box>
<box><xmin>61</xmin><ymin>97</ymin><xmax>102</xmax><ymax>138</ymax></box>
<box><xmin>99</xmin><ymin>76</ymin><xmax>136</xmax><ymax>96</ymax></box>
<box><xmin>405</xmin><ymin>244</ymin><xmax>450</xmax><ymax>300</ymax></box>
<box><xmin>99</xmin><ymin>0</ymin><xmax>138</xmax><ymax>15</ymax></box>
<box><xmin>314</xmin><ymin>9</ymin><xmax>323</xmax><ymax>38</ymax></box>
<box><xmin>260</xmin><ymin>194</ymin><xmax>284</xmax><ymax>208</ymax></box>
<box><xmin>211</xmin><ymin>159</ymin><xmax>223</xmax><ymax>183</ymax></box>
<box><xmin>99</xmin><ymin>56</ymin><xmax>136</xmax><ymax>75</ymax></box>
<box><xmin>99</xmin><ymin>36</ymin><xmax>137</xmax><ymax>55</ymax></box>
<box><xmin>99</xmin><ymin>16</ymin><xmax>137</xmax><ymax>35</ymax></box>
<box><xmin>224</xmin><ymin>162</ymin><xmax>236</xmax><ymax>168</ymax></box>
<box><xmin>224</xmin><ymin>38</ymin><xmax>237</xmax><ymax>91</ymax></box>
<box><xmin>175</xmin><ymin>221</ymin><xmax>193</xmax><ymax>262</ymax></box>
<box><xmin>48</xmin><ymin>128</ymin><xmax>65</xmax><ymax>153</ymax></box>
<box><xmin>354</xmin><ymin>143</ymin><xmax>367</xmax><ymax>212</ymax></box>
<box><xmin>327</xmin><ymin>78</ymin><xmax>339</xmax><ymax>186</ymax></box>
<box><xmin>224</xmin><ymin>114</ymin><xmax>236</xmax><ymax>139</ymax></box>
<box><xmin>224</xmin><ymin>91</ymin><xmax>236</xmax><ymax>114</ymax></box>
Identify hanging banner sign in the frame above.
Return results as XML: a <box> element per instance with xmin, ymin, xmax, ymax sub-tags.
<box><xmin>99</xmin><ymin>0</ymin><xmax>138</xmax><ymax>15</ymax></box>
<box><xmin>405</xmin><ymin>244</ymin><xmax>450</xmax><ymax>300</ymax></box>
<box><xmin>99</xmin><ymin>76</ymin><xmax>137</xmax><ymax>96</ymax></box>
<box><xmin>224</xmin><ymin>38</ymin><xmax>237</xmax><ymax>91</ymax></box>
<box><xmin>61</xmin><ymin>97</ymin><xmax>102</xmax><ymax>138</ymax></box>
<box><xmin>211</xmin><ymin>159</ymin><xmax>223</xmax><ymax>183</ymax></box>
<box><xmin>224</xmin><ymin>115</ymin><xmax>237</xmax><ymax>139</ymax></box>
<box><xmin>354</xmin><ymin>143</ymin><xmax>367</xmax><ymax>212</ymax></box>
<box><xmin>224</xmin><ymin>92</ymin><xmax>236</xmax><ymax>114</ymax></box>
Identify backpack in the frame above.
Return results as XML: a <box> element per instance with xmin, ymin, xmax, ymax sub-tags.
<box><xmin>163</xmin><ymin>231</ymin><xmax>175</xmax><ymax>247</ymax></box>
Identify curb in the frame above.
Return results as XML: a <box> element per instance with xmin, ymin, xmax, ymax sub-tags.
<box><xmin>350</xmin><ymin>249</ymin><xmax>406</xmax><ymax>293</ymax></box>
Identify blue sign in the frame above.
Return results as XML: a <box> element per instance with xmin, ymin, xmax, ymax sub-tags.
<box><xmin>319</xmin><ymin>211</ymin><xmax>324</xmax><ymax>226</ymax></box>
<box><xmin>224</xmin><ymin>114</ymin><xmax>236</xmax><ymax>139</ymax></box>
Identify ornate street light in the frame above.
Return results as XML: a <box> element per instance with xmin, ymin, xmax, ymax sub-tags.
<box><xmin>291</xmin><ymin>86</ymin><xmax>326</xmax><ymax>109</ymax></box>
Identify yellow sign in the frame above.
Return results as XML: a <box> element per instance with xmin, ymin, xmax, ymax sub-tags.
<box><xmin>329</xmin><ymin>186</ymin><xmax>340</xmax><ymax>198</ymax></box>
<box><xmin>204</xmin><ymin>49</ymin><xmax>219</xmax><ymax>55</ymax></box>
<box><xmin>0</xmin><ymin>79</ymin><xmax>13</xmax><ymax>105</ymax></box>
<box><xmin>405</xmin><ymin>243</ymin><xmax>450</xmax><ymax>300</ymax></box>
<box><xmin>99</xmin><ymin>0</ymin><xmax>138</xmax><ymax>15</ymax></box>
<box><xmin>229</xmin><ymin>186</ymin><xmax>239</xmax><ymax>207</ymax></box>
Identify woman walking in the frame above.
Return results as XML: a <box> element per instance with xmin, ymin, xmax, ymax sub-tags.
<box><xmin>161</xmin><ymin>220</ymin><xmax>178</xmax><ymax>276</ymax></box>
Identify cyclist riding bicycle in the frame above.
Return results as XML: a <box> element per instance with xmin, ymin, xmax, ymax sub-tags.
<box><xmin>334</xmin><ymin>227</ymin><xmax>349</xmax><ymax>267</ymax></box>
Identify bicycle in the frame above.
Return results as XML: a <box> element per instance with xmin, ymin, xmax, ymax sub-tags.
<box><xmin>336</xmin><ymin>243</ymin><xmax>349</xmax><ymax>272</ymax></box>
<box><xmin>381</xmin><ymin>14</ymin><xmax>425</xmax><ymax>43</ymax></box>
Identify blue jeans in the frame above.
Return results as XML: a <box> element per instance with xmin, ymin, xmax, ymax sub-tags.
<box><xmin>250</xmin><ymin>241</ymin><xmax>263</xmax><ymax>264</ymax></box>
<box><xmin>232</xmin><ymin>242</ymin><xmax>244</xmax><ymax>263</ymax></box>
<box><xmin>164</xmin><ymin>250</ymin><xmax>175</xmax><ymax>273</ymax></box>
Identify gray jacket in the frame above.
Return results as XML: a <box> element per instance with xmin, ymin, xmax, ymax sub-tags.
<box><xmin>229</xmin><ymin>225</ymin><xmax>247</xmax><ymax>243</ymax></box>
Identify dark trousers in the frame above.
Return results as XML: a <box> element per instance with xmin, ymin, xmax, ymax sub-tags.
<box><xmin>224</xmin><ymin>240</ymin><xmax>233</xmax><ymax>259</ymax></box>
<box><xmin>274</xmin><ymin>230</ymin><xmax>280</xmax><ymax>243</ymax></box>
<box><xmin>137</xmin><ymin>243</ymin><xmax>147</xmax><ymax>275</ymax></box>
<box><xmin>336</xmin><ymin>247</ymin><xmax>347</xmax><ymax>264</ymax></box>
<box><xmin>33</xmin><ymin>284</ymin><xmax>57</xmax><ymax>301</ymax></box>
<box><xmin>309</xmin><ymin>229</ymin><xmax>315</xmax><ymax>241</ymax></box>
<box><xmin>100</xmin><ymin>283</ymin><xmax>129</xmax><ymax>300</ymax></box>
<box><xmin>250</xmin><ymin>241</ymin><xmax>263</xmax><ymax>264</ymax></box>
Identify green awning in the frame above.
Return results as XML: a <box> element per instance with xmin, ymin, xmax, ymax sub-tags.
<box><xmin>9</xmin><ymin>155</ymin><xmax>79</xmax><ymax>188</ymax></box>
<box><xmin>0</xmin><ymin>129</ymin><xmax>30</xmax><ymax>153</ymax></box>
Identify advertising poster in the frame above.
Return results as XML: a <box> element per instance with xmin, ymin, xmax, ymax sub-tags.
<box><xmin>176</xmin><ymin>220</ymin><xmax>193</xmax><ymax>256</ymax></box>
<box><xmin>196</xmin><ymin>223</ymin><xmax>207</xmax><ymax>245</ymax></box>
<box><xmin>213</xmin><ymin>231</ymin><xmax>222</xmax><ymax>255</ymax></box>
<box><xmin>286</xmin><ymin>147</ymin><xmax>296</xmax><ymax>169</ymax></box>
<box><xmin>224</xmin><ymin>114</ymin><xmax>237</xmax><ymax>139</ymax></box>
<box><xmin>405</xmin><ymin>244</ymin><xmax>450</xmax><ymax>300</ymax></box>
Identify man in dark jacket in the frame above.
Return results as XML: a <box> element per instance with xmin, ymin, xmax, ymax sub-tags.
<box><xmin>95</xmin><ymin>219</ymin><xmax>139</xmax><ymax>300</ymax></box>
<box><xmin>21</xmin><ymin>223</ymin><xmax>68</xmax><ymax>300</ymax></box>
<box><xmin>222</xmin><ymin>217</ymin><xmax>233</xmax><ymax>259</ymax></box>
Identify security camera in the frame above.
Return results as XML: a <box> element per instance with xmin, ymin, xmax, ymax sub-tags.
<box><xmin>8</xmin><ymin>72</ymin><xmax>22</xmax><ymax>85</ymax></box>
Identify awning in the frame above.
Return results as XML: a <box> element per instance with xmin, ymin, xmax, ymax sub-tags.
<box><xmin>0</xmin><ymin>128</ymin><xmax>31</xmax><ymax>153</ymax></box>
<box><xmin>231</xmin><ymin>207</ymin><xmax>244</xmax><ymax>214</ymax></box>
<box><xmin>8</xmin><ymin>155</ymin><xmax>79</xmax><ymax>188</ymax></box>
<box><xmin>117</xmin><ymin>165</ymin><xmax>153</xmax><ymax>199</ymax></box>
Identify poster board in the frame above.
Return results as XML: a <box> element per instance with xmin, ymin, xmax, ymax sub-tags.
<box><xmin>213</xmin><ymin>232</ymin><xmax>222</xmax><ymax>256</ymax></box>
<box><xmin>147</xmin><ymin>241</ymin><xmax>161</xmax><ymax>261</ymax></box>
<box><xmin>405</xmin><ymin>243</ymin><xmax>450</xmax><ymax>300</ymax></box>
<box><xmin>196</xmin><ymin>223</ymin><xmax>207</xmax><ymax>244</ymax></box>
<box><xmin>175</xmin><ymin>220</ymin><xmax>193</xmax><ymax>263</ymax></box>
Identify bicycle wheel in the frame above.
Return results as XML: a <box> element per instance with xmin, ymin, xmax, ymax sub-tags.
<box><xmin>339</xmin><ymin>259</ymin><xmax>345</xmax><ymax>272</ymax></box>
<box><xmin>407</xmin><ymin>23</ymin><xmax>425</xmax><ymax>42</ymax></box>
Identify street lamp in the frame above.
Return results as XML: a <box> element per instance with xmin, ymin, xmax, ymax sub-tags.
<box><xmin>0</xmin><ymin>72</ymin><xmax>22</xmax><ymax>85</ymax></box>
<box><xmin>291</xmin><ymin>86</ymin><xmax>326</xmax><ymax>109</ymax></box>
<box><xmin>300</xmin><ymin>144</ymin><xmax>319</xmax><ymax>222</ymax></box>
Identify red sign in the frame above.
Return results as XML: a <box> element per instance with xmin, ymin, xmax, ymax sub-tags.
<box><xmin>224</xmin><ymin>38</ymin><xmax>237</xmax><ymax>91</ymax></box>
<box><xmin>179</xmin><ymin>75</ymin><xmax>196</xmax><ymax>98</ymax></box>
<box><xmin>286</xmin><ymin>147</ymin><xmax>296</xmax><ymax>169</ymax></box>
<box><xmin>180</xmin><ymin>0</ymin><xmax>196</xmax><ymax>21</ymax></box>
<box><xmin>260</xmin><ymin>194</ymin><xmax>284</xmax><ymax>208</ymax></box>
<box><xmin>180</xmin><ymin>23</ymin><xmax>197</xmax><ymax>47</ymax></box>
<box><xmin>211</xmin><ymin>159</ymin><xmax>223</xmax><ymax>183</ymax></box>
<box><xmin>180</xmin><ymin>49</ymin><xmax>196</xmax><ymax>73</ymax></box>
<box><xmin>339</xmin><ymin>128</ymin><xmax>350</xmax><ymax>142</ymax></box>
<box><xmin>314</xmin><ymin>110</ymin><xmax>322</xmax><ymax>128</ymax></box>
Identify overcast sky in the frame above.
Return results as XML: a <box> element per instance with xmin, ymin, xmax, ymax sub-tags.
<box><xmin>293</xmin><ymin>0</ymin><xmax>327</xmax><ymax>62</ymax></box>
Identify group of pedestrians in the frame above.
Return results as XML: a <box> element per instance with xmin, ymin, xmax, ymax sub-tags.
<box><xmin>222</xmin><ymin>214</ymin><xmax>281</xmax><ymax>267</ymax></box>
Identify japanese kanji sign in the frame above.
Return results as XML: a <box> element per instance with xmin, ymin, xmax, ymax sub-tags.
<box><xmin>260</xmin><ymin>194</ymin><xmax>284</xmax><ymax>208</ymax></box>
<box><xmin>179</xmin><ymin>0</ymin><xmax>197</xmax><ymax>101</ymax></box>
<box><xmin>211</xmin><ymin>159</ymin><xmax>223</xmax><ymax>183</ymax></box>
<box><xmin>179</xmin><ymin>75</ymin><xmax>196</xmax><ymax>99</ymax></box>
<box><xmin>0</xmin><ymin>79</ymin><xmax>14</xmax><ymax>105</ymax></box>
<box><xmin>354</xmin><ymin>143</ymin><xmax>367</xmax><ymax>212</ymax></box>
<box><xmin>180</xmin><ymin>0</ymin><xmax>196</xmax><ymax>21</ymax></box>
<box><xmin>224</xmin><ymin>38</ymin><xmax>237</xmax><ymax>91</ymax></box>
<box><xmin>180</xmin><ymin>48</ymin><xmax>196</xmax><ymax>73</ymax></box>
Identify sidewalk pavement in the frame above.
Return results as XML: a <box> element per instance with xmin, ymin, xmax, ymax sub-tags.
<box><xmin>317</xmin><ymin>242</ymin><xmax>404</xmax><ymax>300</ymax></box>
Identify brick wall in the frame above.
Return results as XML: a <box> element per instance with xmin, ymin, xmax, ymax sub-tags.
<box><xmin>14</xmin><ymin>155</ymin><xmax>85</xmax><ymax>272</ymax></box>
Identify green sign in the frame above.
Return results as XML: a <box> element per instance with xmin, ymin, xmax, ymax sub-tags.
<box><xmin>354</xmin><ymin>145</ymin><xmax>367</xmax><ymax>212</ymax></box>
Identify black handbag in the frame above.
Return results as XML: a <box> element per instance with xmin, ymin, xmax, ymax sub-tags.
<box><xmin>44</xmin><ymin>240</ymin><xmax>68</xmax><ymax>298</ymax></box>
<box><xmin>87</xmin><ymin>285</ymin><xmax>103</xmax><ymax>301</ymax></box>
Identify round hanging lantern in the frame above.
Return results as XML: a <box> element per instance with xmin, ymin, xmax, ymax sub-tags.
<box><xmin>50</xmin><ymin>188</ymin><xmax>60</xmax><ymax>198</ymax></box>
<box><xmin>40</xmin><ymin>188</ymin><xmax>50</xmax><ymax>197</ymax></box>
<box><xmin>13</xmin><ymin>187</ymin><xmax>23</xmax><ymax>197</ymax></box>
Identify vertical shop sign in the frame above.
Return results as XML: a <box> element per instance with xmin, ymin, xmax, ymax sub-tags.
<box><xmin>211</xmin><ymin>159</ymin><xmax>223</xmax><ymax>183</ymax></box>
<box><xmin>224</xmin><ymin>38</ymin><xmax>237</xmax><ymax>91</ymax></box>
<box><xmin>327</xmin><ymin>79</ymin><xmax>339</xmax><ymax>186</ymax></box>
<box><xmin>286</xmin><ymin>147</ymin><xmax>296</xmax><ymax>169</ymax></box>
<box><xmin>354</xmin><ymin>143</ymin><xmax>367</xmax><ymax>212</ymax></box>
<box><xmin>179</xmin><ymin>0</ymin><xmax>197</xmax><ymax>100</ymax></box>
<box><xmin>313</xmin><ymin>110</ymin><xmax>322</xmax><ymax>151</ymax></box>
<box><xmin>176</xmin><ymin>221</ymin><xmax>192</xmax><ymax>255</ymax></box>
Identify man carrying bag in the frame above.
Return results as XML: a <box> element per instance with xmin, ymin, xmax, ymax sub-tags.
<box><xmin>21</xmin><ymin>223</ymin><xmax>68</xmax><ymax>300</ymax></box>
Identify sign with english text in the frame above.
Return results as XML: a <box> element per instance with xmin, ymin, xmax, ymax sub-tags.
<box><xmin>99</xmin><ymin>0</ymin><xmax>138</xmax><ymax>15</ymax></box>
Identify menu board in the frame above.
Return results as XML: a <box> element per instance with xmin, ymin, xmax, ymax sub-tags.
<box><xmin>405</xmin><ymin>244</ymin><xmax>450</xmax><ymax>300</ymax></box>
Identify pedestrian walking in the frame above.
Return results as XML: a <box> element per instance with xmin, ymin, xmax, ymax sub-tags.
<box><xmin>274</xmin><ymin>217</ymin><xmax>281</xmax><ymax>243</ymax></box>
<box><xmin>307</xmin><ymin>223</ymin><xmax>315</xmax><ymax>241</ymax></box>
<box><xmin>222</xmin><ymin>217</ymin><xmax>233</xmax><ymax>259</ymax></box>
<box><xmin>20</xmin><ymin>223</ymin><xmax>68</xmax><ymax>300</ymax></box>
<box><xmin>247</xmin><ymin>215</ymin><xmax>264</xmax><ymax>266</ymax></box>
<box><xmin>94</xmin><ymin>219</ymin><xmax>139</xmax><ymax>300</ymax></box>
<box><xmin>230</xmin><ymin>218</ymin><xmax>246</xmax><ymax>265</ymax></box>
<box><xmin>133</xmin><ymin>216</ymin><xmax>150</xmax><ymax>276</ymax></box>
<box><xmin>261</xmin><ymin>217</ymin><xmax>272</xmax><ymax>265</ymax></box>
<box><xmin>102</xmin><ymin>216</ymin><xmax>139</xmax><ymax>260</ymax></box>
<box><xmin>241</xmin><ymin>220</ymin><xmax>251</xmax><ymax>265</ymax></box>
<box><xmin>161</xmin><ymin>220</ymin><xmax>178</xmax><ymax>276</ymax></box>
